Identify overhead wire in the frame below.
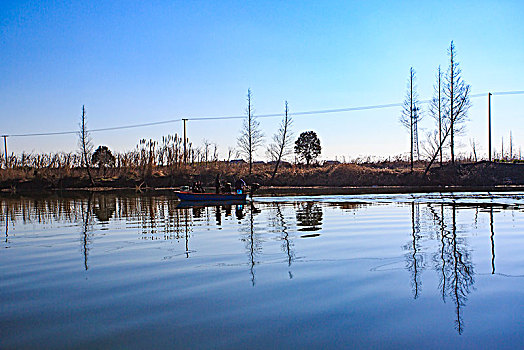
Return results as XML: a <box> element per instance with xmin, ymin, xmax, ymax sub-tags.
<box><xmin>2</xmin><ymin>90</ymin><xmax>523</xmax><ymax>138</ymax></box>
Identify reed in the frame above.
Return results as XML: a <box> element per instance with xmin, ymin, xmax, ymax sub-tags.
<box><xmin>1</xmin><ymin>133</ymin><xmax>523</xmax><ymax>190</ymax></box>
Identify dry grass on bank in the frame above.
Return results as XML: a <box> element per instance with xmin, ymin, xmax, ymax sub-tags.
<box><xmin>1</xmin><ymin>158</ymin><xmax>523</xmax><ymax>191</ymax></box>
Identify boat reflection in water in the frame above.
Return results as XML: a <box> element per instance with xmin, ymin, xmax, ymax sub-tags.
<box><xmin>1</xmin><ymin>192</ymin><xmax>523</xmax><ymax>348</ymax></box>
<box><xmin>175</xmin><ymin>199</ymin><xmax>247</xmax><ymax>209</ymax></box>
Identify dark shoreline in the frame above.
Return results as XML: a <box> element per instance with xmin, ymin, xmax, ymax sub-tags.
<box><xmin>255</xmin><ymin>185</ymin><xmax>524</xmax><ymax>196</ymax></box>
<box><xmin>2</xmin><ymin>185</ymin><xmax>524</xmax><ymax>198</ymax></box>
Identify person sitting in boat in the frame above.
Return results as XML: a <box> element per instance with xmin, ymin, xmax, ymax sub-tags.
<box><xmin>191</xmin><ymin>181</ymin><xmax>205</xmax><ymax>193</ymax></box>
<box><xmin>223</xmin><ymin>182</ymin><xmax>232</xmax><ymax>194</ymax></box>
<box><xmin>197</xmin><ymin>181</ymin><xmax>205</xmax><ymax>193</ymax></box>
<box><xmin>235</xmin><ymin>178</ymin><xmax>246</xmax><ymax>194</ymax></box>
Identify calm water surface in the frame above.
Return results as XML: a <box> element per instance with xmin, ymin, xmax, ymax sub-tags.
<box><xmin>1</xmin><ymin>192</ymin><xmax>523</xmax><ymax>349</ymax></box>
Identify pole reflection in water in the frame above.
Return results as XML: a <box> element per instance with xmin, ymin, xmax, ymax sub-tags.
<box><xmin>4</xmin><ymin>202</ymin><xmax>8</xmax><ymax>243</ymax></box>
<box><xmin>185</xmin><ymin>209</ymin><xmax>189</xmax><ymax>258</ymax></box>
<box><xmin>490</xmin><ymin>207</ymin><xmax>495</xmax><ymax>274</ymax></box>
<box><xmin>171</xmin><ymin>206</ymin><xmax>193</xmax><ymax>257</ymax></box>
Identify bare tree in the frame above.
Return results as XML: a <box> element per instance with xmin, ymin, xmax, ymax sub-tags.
<box><xmin>429</xmin><ymin>66</ymin><xmax>446</xmax><ymax>165</ymax></box>
<box><xmin>212</xmin><ymin>143</ymin><xmax>219</xmax><ymax>162</ymax></box>
<box><xmin>400</xmin><ymin>67</ymin><xmax>421</xmax><ymax>172</ymax></box>
<box><xmin>424</xmin><ymin>87</ymin><xmax>471</xmax><ymax>175</ymax></box>
<box><xmin>78</xmin><ymin>105</ymin><xmax>94</xmax><ymax>186</ymax></box>
<box><xmin>501</xmin><ymin>137</ymin><xmax>504</xmax><ymax>160</ymax></box>
<box><xmin>469</xmin><ymin>138</ymin><xmax>477</xmax><ymax>162</ymax></box>
<box><xmin>267</xmin><ymin>101</ymin><xmax>293</xmax><ymax>181</ymax></box>
<box><xmin>443</xmin><ymin>41</ymin><xmax>471</xmax><ymax>164</ymax></box>
<box><xmin>227</xmin><ymin>147</ymin><xmax>238</xmax><ymax>162</ymax></box>
<box><xmin>202</xmin><ymin>139</ymin><xmax>211</xmax><ymax>164</ymax></box>
<box><xmin>422</xmin><ymin>130</ymin><xmax>440</xmax><ymax>160</ymax></box>
<box><xmin>238</xmin><ymin>89</ymin><xmax>264</xmax><ymax>174</ymax></box>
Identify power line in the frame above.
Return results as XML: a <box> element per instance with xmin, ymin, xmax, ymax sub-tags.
<box><xmin>8</xmin><ymin>118</ymin><xmax>185</xmax><ymax>137</ymax></box>
<box><xmin>492</xmin><ymin>90</ymin><xmax>524</xmax><ymax>96</ymax></box>
<box><xmin>2</xmin><ymin>90</ymin><xmax>523</xmax><ymax>138</ymax></box>
<box><xmin>91</xmin><ymin>118</ymin><xmax>184</xmax><ymax>132</ymax></box>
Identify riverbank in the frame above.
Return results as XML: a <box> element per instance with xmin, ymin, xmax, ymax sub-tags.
<box><xmin>1</xmin><ymin>161</ymin><xmax>523</xmax><ymax>194</ymax></box>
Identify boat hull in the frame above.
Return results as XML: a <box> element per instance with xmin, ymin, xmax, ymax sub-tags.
<box><xmin>174</xmin><ymin>191</ymin><xmax>247</xmax><ymax>202</ymax></box>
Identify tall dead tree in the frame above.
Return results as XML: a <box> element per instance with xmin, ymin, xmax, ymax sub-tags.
<box><xmin>78</xmin><ymin>105</ymin><xmax>94</xmax><ymax>186</ymax></box>
<box><xmin>443</xmin><ymin>41</ymin><xmax>471</xmax><ymax>164</ymax></box>
<box><xmin>267</xmin><ymin>101</ymin><xmax>293</xmax><ymax>182</ymax></box>
<box><xmin>469</xmin><ymin>138</ymin><xmax>477</xmax><ymax>162</ymax></box>
<box><xmin>400</xmin><ymin>67</ymin><xmax>421</xmax><ymax>172</ymax></box>
<box><xmin>424</xmin><ymin>43</ymin><xmax>471</xmax><ymax>175</ymax></box>
<box><xmin>238</xmin><ymin>89</ymin><xmax>264</xmax><ymax>175</ymax></box>
<box><xmin>501</xmin><ymin>137</ymin><xmax>504</xmax><ymax>160</ymax></box>
<box><xmin>424</xmin><ymin>84</ymin><xmax>471</xmax><ymax>175</ymax></box>
<box><xmin>429</xmin><ymin>66</ymin><xmax>446</xmax><ymax>165</ymax></box>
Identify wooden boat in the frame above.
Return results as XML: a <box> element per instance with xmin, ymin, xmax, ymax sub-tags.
<box><xmin>174</xmin><ymin>191</ymin><xmax>247</xmax><ymax>202</ymax></box>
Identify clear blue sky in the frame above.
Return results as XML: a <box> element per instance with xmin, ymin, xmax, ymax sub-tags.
<box><xmin>1</xmin><ymin>0</ymin><xmax>523</xmax><ymax>160</ymax></box>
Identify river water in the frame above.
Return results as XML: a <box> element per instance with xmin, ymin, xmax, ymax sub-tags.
<box><xmin>1</xmin><ymin>192</ymin><xmax>523</xmax><ymax>349</ymax></box>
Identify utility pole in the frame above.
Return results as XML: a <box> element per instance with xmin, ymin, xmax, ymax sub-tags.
<box><xmin>488</xmin><ymin>93</ymin><xmax>492</xmax><ymax>162</ymax></box>
<box><xmin>413</xmin><ymin>104</ymin><xmax>420</xmax><ymax>161</ymax></box>
<box><xmin>438</xmin><ymin>67</ymin><xmax>442</xmax><ymax>166</ymax></box>
<box><xmin>182</xmin><ymin>118</ymin><xmax>188</xmax><ymax>164</ymax></box>
<box><xmin>410</xmin><ymin>70</ymin><xmax>413</xmax><ymax>172</ymax></box>
<box><xmin>2</xmin><ymin>135</ymin><xmax>7</xmax><ymax>168</ymax></box>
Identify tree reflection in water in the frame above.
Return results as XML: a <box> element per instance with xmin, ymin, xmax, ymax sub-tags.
<box><xmin>268</xmin><ymin>203</ymin><xmax>295</xmax><ymax>278</ymax></box>
<box><xmin>80</xmin><ymin>195</ymin><xmax>93</xmax><ymax>271</ymax></box>
<box><xmin>93</xmin><ymin>195</ymin><xmax>116</xmax><ymax>222</ymax></box>
<box><xmin>295</xmin><ymin>202</ymin><xmax>323</xmax><ymax>232</ymax></box>
<box><xmin>426</xmin><ymin>202</ymin><xmax>475</xmax><ymax>334</ymax></box>
<box><xmin>238</xmin><ymin>203</ymin><xmax>262</xmax><ymax>286</ymax></box>
<box><xmin>404</xmin><ymin>202</ymin><xmax>425</xmax><ymax>299</ymax></box>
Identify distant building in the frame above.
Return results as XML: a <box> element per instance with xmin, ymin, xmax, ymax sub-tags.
<box><xmin>268</xmin><ymin>160</ymin><xmax>292</xmax><ymax>168</ymax></box>
<box><xmin>229</xmin><ymin>159</ymin><xmax>246</xmax><ymax>164</ymax></box>
<box><xmin>323</xmin><ymin>160</ymin><xmax>341</xmax><ymax>166</ymax></box>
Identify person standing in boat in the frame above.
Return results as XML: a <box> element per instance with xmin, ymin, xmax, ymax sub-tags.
<box><xmin>235</xmin><ymin>178</ymin><xmax>246</xmax><ymax>194</ymax></box>
<box><xmin>215</xmin><ymin>174</ymin><xmax>221</xmax><ymax>194</ymax></box>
